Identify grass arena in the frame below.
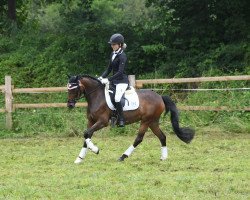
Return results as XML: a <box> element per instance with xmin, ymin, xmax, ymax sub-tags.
<box><xmin>0</xmin><ymin>132</ymin><xmax>249</xmax><ymax>200</ymax></box>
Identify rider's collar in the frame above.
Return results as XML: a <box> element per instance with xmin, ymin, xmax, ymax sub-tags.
<box><xmin>113</xmin><ymin>48</ymin><xmax>123</xmax><ymax>55</ymax></box>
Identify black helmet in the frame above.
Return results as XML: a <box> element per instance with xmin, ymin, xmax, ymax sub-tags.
<box><xmin>108</xmin><ymin>33</ymin><xmax>124</xmax><ymax>44</ymax></box>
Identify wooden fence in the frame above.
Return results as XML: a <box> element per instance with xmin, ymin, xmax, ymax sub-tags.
<box><xmin>1</xmin><ymin>75</ymin><xmax>250</xmax><ymax>130</ymax></box>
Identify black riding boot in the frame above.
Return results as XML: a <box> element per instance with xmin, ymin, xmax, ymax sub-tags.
<box><xmin>115</xmin><ymin>102</ymin><xmax>125</xmax><ymax>127</ymax></box>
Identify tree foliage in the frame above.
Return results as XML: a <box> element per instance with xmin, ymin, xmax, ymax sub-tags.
<box><xmin>0</xmin><ymin>0</ymin><xmax>249</xmax><ymax>87</ymax></box>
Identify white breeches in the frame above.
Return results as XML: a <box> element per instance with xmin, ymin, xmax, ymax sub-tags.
<box><xmin>115</xmin><ymin>83</ymin><xmax>128</xmax><ymax>102</ymax></box>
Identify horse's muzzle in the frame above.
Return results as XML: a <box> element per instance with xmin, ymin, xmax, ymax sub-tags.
<box><xmin>67</xmin><ymin>100</ymin><xmax>76</xmax><ymax>109</ymax></box>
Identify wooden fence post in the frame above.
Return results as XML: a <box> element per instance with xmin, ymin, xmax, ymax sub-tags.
<box><xmin>128</xmin><ymin>75</ymin><xmax>136</xmax><ymax>87</ymax></box>
<box><xmin>5</xmin><ymin>76</ymin><xmax>13</xmax><ymax>130</ymax></box>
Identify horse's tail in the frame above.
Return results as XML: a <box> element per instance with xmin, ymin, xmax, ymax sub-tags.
<box><xmin>162</xmin><ymin>96</ymin><xmax>195</xmax><ymax>143</ymax></box>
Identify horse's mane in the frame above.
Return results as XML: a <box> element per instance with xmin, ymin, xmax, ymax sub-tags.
<box><xmin>80</xmin><ymin>74</ymin><xmax>98</xmax><ymax>81</ymax></box>
<box><xmin>79</xmin><ymin>74</ymin><xmax>102</xmax><ymax>85</ymax></box>
<box><xmin>68</xmin><ymin>74</ymin><xmax>103</xmax><ymax>86</ymax></box>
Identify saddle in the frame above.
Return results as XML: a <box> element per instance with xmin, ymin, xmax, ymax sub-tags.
<box><xmin>104</xmin><ymin>83</ymin><xmax>139</xmax><ymax>127</ymax></box>
<box><xmin>104</xmin><ymin>83</ymin><xmax>139</xmax><ymax>111</ymax></box>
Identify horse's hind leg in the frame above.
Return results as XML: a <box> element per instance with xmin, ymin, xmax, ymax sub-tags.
<box><xmin>149</xmin><ymin>122</ymin><xmax>168</xmax><ymax>160</ymax></box>
<box><xmin>118</xmin><ymin>123</ymin><xmax>148</xmax><ymax>161</ymax></box>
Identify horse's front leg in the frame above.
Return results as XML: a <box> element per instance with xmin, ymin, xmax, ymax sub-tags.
<box><xmin>84</xmin><ymin>120</ymin><xmax>107</xmax><ymax>153</ymax></box>
<box><xmin>74</xmin><ymin>120</ymin><xmax>107</xmax><ymax>164</ymax></box>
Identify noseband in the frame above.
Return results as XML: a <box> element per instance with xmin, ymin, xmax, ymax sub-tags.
<box><xmin>67</xmin><ymin>82</ymin><xmax>102</xmax><ymax>101</ymax></box>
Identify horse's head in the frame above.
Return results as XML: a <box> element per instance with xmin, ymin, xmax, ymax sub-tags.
<box><xmin>67</xmin><ymin>75</ymin><xmax>85</xmax><ymax>109</ymax></box>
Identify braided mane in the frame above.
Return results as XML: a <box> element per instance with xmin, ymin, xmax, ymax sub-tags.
<box><xmin>68</xmin><ymin>74</ymin><xmax>102</xmax><ymax>86</ymax></box>
<box><xmin>80</xmin><ymin>74</ymin><xmax>100</xmax><ymax>82</ymax></box>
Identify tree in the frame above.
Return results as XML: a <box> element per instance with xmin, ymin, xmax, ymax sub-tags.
<box><xmin>8</xmin><ymin>0</ymin><xmax>16</xmax><ymax>21</ymax></box>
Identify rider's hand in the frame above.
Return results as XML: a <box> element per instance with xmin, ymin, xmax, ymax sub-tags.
<box><xmin>101</xmin><ymin>78</ymin><xmax>109</xmax><ymax>84</ymax></box>
<box><xmin>98</xmin><ymin>76</ymin><xmax>103</xmax><ymax>81</ymax></box>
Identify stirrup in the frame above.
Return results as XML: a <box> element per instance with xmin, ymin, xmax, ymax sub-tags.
<box><xmin>118</xmin><ymin>120</ymin><xmax>125</xmax><ymax>127</ymax></box>
<box><xmin>111</xmin><ymin>116</ymin><xmax>117</xmax><ymax>128</ymax></box>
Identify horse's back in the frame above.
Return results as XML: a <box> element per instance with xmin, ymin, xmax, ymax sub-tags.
<box><xmin>136</xmin><ymin>89</ymin><xmax>165</xmax><ymax>117</ymax></box>
<box><xmin>137</xmin><ymin>89</ymin><xmax>162</xmax><ymax>100</ymax></box>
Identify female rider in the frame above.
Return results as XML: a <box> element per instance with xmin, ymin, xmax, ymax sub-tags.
<box><xmin>99</xmin><ymin>33</ymin><xmax>128</xmax><ymax>127</ymax></box>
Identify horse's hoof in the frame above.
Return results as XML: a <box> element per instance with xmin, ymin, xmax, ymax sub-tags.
<box><xmin>96</xmin><ymin>149</ymin><xmax>99</xmax><ymax>154</ymax></box>
<box><xmin>118</xmin><ymin>157</ymin><xmax>124</xmax><ymax>162</ymax></box>
<box><xmin>118</xmin><ymin>154</ymin><xmax>128</xmax><ymax>162</ymax></box>
<box><xmin>74</xmin><ymin>157</ymin><xmax>83</xmax><ymax>164</ymax></box>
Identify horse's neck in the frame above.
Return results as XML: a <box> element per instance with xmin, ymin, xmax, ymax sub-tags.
<box><xmin>83</xmin><ymin>79</ymin><xmax>98</xmax><ymax>92</ymax></box>
<box><xmin>82</xmin><ymin>78</ymin><xmax>104</xmax><ymax>104</ymax></box>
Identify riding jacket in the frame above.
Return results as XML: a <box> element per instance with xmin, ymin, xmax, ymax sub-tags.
<box><xmin>101</xmin><ymin>49</ymin><xmax>129</xmax><ymax>85</ymax></box>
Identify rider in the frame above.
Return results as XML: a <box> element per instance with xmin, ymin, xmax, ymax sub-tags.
<box><xmin>99</xmin><ymin>33</ymin><xmax>129</xmax><ymax>127</ymax></box>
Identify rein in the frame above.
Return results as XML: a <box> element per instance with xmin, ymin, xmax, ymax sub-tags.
<box><xmin>84</xmin><ymin>84</ymin><xmax>102</xmax><ymax>97</ymax></box>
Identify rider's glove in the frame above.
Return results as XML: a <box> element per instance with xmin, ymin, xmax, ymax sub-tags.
<box><xmin>101</xmin><ymin>78</ymin><xmax>109</xmax><ymax>84</ymax></box>
<box><xmin>98</xmin><ymin>76</ymin><xmax>103</xmax><ymax>81</ymax></box>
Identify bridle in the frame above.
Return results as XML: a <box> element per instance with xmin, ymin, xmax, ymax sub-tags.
<box><xmin>84</xmin><ymin>84</ymin><xmax>102</xmax><ymax>97</ymax></box>
<box><xmin>67</xmin><ymin>81</ymin><xmax>102</xmax><ymax>102</ymax></box>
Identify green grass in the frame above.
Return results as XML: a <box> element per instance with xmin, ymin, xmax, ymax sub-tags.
<box><xmin>0</xmin><ymin>106</ymin><xmax>249</xmax><ymax>138</ymax></box>
<box><xmin>0</xmin><ymin>79</ymin><xmax>249</xmax><ymax>136</ymax></box>
<box><xmin>0</xmin><ymin>132</ymin><xmax>249</xmax><ymax>200</ymax></box>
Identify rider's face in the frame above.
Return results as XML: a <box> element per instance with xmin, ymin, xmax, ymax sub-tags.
<box><xmin>111</xmin><ymin>43</ymin><xmax>120</xmax><ymax>51</ymax></box>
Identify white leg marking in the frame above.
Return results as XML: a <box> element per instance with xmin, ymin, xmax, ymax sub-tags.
<box><xmin>74</xmin><ymin>147</ymin><xmax>88</xmax><ymax>164</ymax></box>
<box><xmin>161</xmin><ymin>146</ymin><xmax>168</xmax><ymax>160</ymax></box>
<box><xmin>85</xmin><ymin>138</ymin><xmax>99</xmax><ymax>154</ymax></box>
<box><xmin>124</xmin><ymin>145</ymin><xmax>135</xmax><ymax>157</ymax></box>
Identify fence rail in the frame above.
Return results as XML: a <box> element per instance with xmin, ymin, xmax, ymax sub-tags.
<box><xmin>136</xmin><ymin>75</ymin><xmax>250</xmax><ymax>88</ymax></box>
<box><xmin>1</xmin><ymin>75</ymin><xmax>250</xmax><ymax>129</ymax></box>
<box><xmin>13</xmin><ymin>87</ymin><xmax>66</xmax><ymax>93</ymax></box>
<box><xmin>178</xmin><ymin>106</ymin><xmax>250</xmax><ymax>111</ymax></box>
<box><xmin>14</xmin><ymin>102</ymin><xmax>87</xmax><ymax>109</ymax></box>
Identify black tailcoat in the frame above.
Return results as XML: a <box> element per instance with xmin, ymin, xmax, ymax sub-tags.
<box><xmin>101</xmin><ymin>50</ymin><xmax>129</xmax><ymax>85</ymax></box>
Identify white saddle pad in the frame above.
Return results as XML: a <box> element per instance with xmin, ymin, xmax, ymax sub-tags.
<box><xmin>104</xmin><ymin>84</ymin><xmax>139</xmax><ymax>111</ymax></box>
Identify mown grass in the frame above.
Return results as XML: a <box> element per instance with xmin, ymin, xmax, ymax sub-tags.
<box><xmin>0</xmin><ymin>132</ymin><xmax>249</xmax><ymax>200</ymax></box>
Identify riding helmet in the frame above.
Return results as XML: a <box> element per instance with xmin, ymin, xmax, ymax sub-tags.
<box><xmin>108</xmin><ymin>33</ymin><xmax>124</xmax><ymax>44</ymax></box>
